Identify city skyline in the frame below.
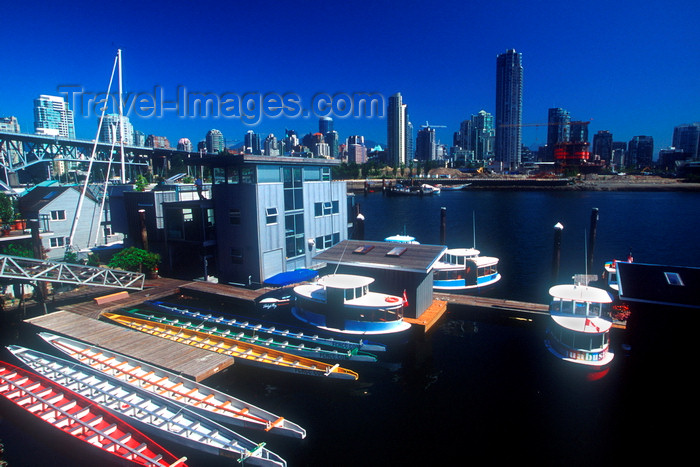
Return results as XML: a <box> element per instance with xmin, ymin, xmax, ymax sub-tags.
<box><xmin>1</xmin><ymin>0</ymin><xmax>698</xmax><ymax>158</ymax></box>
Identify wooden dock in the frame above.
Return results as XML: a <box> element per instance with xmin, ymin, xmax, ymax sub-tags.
<box><xmin>26</xmin><ymin>310</ymin><xmax>233</xmax><ymax>381</ymax></box>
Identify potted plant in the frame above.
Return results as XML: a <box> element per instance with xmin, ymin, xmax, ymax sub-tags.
<box><xmin>0</xmin><ymin>192</ymin><xmax>13</xmax><ymax>226</ymax></box>
<box><xmin>107</xmin><ymin>246</ymin><xmax>161</xmax><ymax>277</ymax></box>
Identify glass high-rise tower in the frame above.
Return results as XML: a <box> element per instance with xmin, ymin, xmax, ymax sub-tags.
<box><xmin>33</xmin><ymin>95</ymin><xmax>75</xmax><ymax>138</ymax></box>
<box><xmin>387</xmin><ymin>92</ymin><xmax>407</xmax><ymax>166</ymax></box>
<box><xmin>495</xmin><ymin>49</ymin><xmax>523</xmax><ymax>171</ymax></box>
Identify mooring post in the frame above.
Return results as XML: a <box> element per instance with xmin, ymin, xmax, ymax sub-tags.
<box><xmin>440</xmin><ymin>207</ymin><xmax>446</xmax><ymax>245</ymax></box>
<box><xmin>587</xmin><ymin>208</ymin><xmax>599</xmax><ymax>273</ymax></box>
<box><xmin>552</xmin><ymin>222</ymin><xmax>563</xmax><ymax>282</ymax></box>
<box><xmin>355</xmin><ymin>213</ymin><xmax>365</xmax><ymax>240</ymax></box>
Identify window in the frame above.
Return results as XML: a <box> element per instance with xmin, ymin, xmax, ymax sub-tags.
<box><xmin>283</xmin><ymin>167</ymin><xmax>303</xmax><ymax>211</ymax></box>
<box><xmin>285</xmin><ymin>213</ymin><xmax>305</xmax><ymax>258</ymax></box>
<box><xmin>266</xmin><ymin>207</ymin><xmax>278</xmax><ymax>225</ymax></box>
<box><xmin>321</xmin><ymin>167</ymin><xmax>331</xmax><ymax>181</ymax></box>
<box><xmin>353</xmin><ymin>245</ymin><xmax>374</xmax><ymax>254</ymax></box>
<box><xmin>386</xmin><ymin>247</ymin><xmax>407</xmax><ymax>256</ymax></box>
<box><xmin>49</xmin><ymin>237</ymin><xmax>66</xmax><ymax>247</ymax></box>
<box><xmin>241</xmin><ymin>167</ymin><xmax>255</xmax><ymax>184</ymax></box>
<box><xmin>182</xmin><ymin>208</ymin><xmax>193</xmax><ymax>222</ymax></box>
<box><xmin>229</xmin><ymin>209</ymin><xmax>241</xmax><ymax>225</ymax></box>
<box><xmin>664</xmin><ymin>272</ymin><xmax>684</xmax><ymax>286</ymax></box>
<box><xmin>314</xmin><ymin>201</ymin><xmax>337</xmax><ymax>217</ymax></box>
<box><xmin>50</xmin><ymin>210</ymin><xmax>66</xmax><ymax>221</ymax></box>
<box><xmin>315</xmin><ymin>232</ymin><xmax>340</xmax><ymax>251</ymax></box>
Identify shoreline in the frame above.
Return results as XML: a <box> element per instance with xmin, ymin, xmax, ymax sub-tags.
<box><xmin>347</xmin><ymin>176</ymin><xmax>700</xmax><ymax>192</ymax></box>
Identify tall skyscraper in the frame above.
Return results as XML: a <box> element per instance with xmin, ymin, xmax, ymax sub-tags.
<box><xmin>98</xmin><ymin>114</ymin><xmax>134</xmax><ymax>146</ymax></box>
<box><xmin>495</xmin><ymin>49</ymin><xmax>523</xmax><ymax>170</ymax></box>
<box><xmin>177</xmin><ymin>138</ymin><xmax>193</xmax><ymax>152</ymax></box>
<box><xmin>206</xmin><ymin>129</ymin><xmax>225</xmax><ymax>154</ymax></box>
<box><xmin>672</xmin><ymin>123</ymin><xmax>700</xmax><ymax>160</ymax></box>
<box><xmin>628</xmin><ymin>136</ymin><xmax>654</xmax><ymax>168</ymax></box>
<box><xmin>244</xmin><ymin>130</ymin><xmax>261</xmax><ymax>155</ymax></box>
<box><xmin>592</xmin><ymin>130</ymin><xmax>613</xmax><ymax>163</ymax></box>
<box><xmin>387</xmin><ymin>92</ymin><xmax>407</xmax><ymax>166</ymax></box>
<box><xmin>0</xmin><ymin>116</ymin><xmax>20</xmax><ymax>133</ymax></box>
<box><xmin>33</xmin><ymin>94</ymin><xmax>75</xmax><ymax>138</ymax></box>
<box><xmin>547</xmin><ymin>108</ymin><xmax>570</xmax><ymax>162</ymax></box>
<box><xmin>319</xmin><ymin>116</ymin><xmax>333</xmax><ymax>135</ymax></box>
<box><xmin>264</xmin><ymin>134</ymin><xmax>280</xmax><ymax>156</ymax></box>
<box><xmin>415</xmin><ymin>126</ymin><xmax>436</xmax><ymax>161</ymax></box>
<box><xmin>346</xmin><ymin>135</ymin><xmax>367</xmax><ymax>164</ymax></box>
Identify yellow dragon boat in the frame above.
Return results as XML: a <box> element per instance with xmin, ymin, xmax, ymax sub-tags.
<box><xmin>101</xmin><ymin>312</ymin><xmax>359</xmax><ymax>381</ymax></box>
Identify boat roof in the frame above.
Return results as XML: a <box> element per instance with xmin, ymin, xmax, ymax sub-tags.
<box><xmin>313</xmin><ymin>240</ymin><xmax>447</xmax><ymax>274</ymax></box>
<box><xmin>549</xmin><ymin>284</ymin><xmax>613</xmax><ymax>303</ymax></box>
<box><xmin>444</xmin><ymin>248</ymin><xmax>480</xmax><ymax>256</ymax></box>
<box><xmin>318</xmin><ymin>274</ymin><xmax>374</xmax><ymax>289</ymax></box>
<box><xmin>384</xmin><ymin>234</ymin><xmax>418</xmax><ymax>243</ymax></box>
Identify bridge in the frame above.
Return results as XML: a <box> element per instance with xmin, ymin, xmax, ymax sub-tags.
<box><xmin>0</xmin><ymin>254</ymin><xmax>144</xmax><ymax>290</ymax></box>
<box><xmin>0</xmin><ymin>131</ymin><xmax>200</xmax><ymax>186</ymax></box>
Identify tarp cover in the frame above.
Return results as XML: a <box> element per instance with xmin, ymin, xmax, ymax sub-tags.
<box><xmin>264</xmin><ymin>269</ymin><xmax>318</xmax><ymax>286</ymax></box>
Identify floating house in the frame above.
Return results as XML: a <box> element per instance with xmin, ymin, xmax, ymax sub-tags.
<box><xmin>188</xmin><ymin>154</ymin><xmax>349</xmax><ymax>286</ymax></box>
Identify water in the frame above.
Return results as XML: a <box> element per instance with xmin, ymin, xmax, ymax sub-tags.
<box><xmin>2</xmin><ymin>190</ymin><xmax>699</xmax><ymax>466</ymax></box>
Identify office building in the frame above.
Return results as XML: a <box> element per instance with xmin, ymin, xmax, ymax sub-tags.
<box><xmin>592</xmin><ymin>130</ymin><xmax>613</xmax><ymax>164</ymax></box>
<box><xmin>346</xmin><ymin>135</ymin><xmax>367</xmax><ymax>164</ymax></box>
<box><xmin>547</xmin><ymin>108</ymin><xmax>570</xmax><ymax>161</ymax></box>
<box><xmin>206</xmin><ymin>129</ymin><xmax>225</xmax><ymax>154</ymax></box>
<box><xmin>177</xmin><ymin>138</ymin><xmax>193</xmax><ymax>152</ymax></box>
<box><xmin>628</xmin><ymin>136</ymin><xmax>654</xmax><ymax>168</ymax></box>
<box><xmin>244</xmin><ymin>130</ymin><xmax>261</xmax><ymax>155</ymax></box>
<box><xmin>319</xmin><ymin>116</ymin><xmax>333</xmax><ymax>135</ymax></box>
<box><xmin>415</xmin><ymin>126</ymin><xmax>436</xmax><ymax>161</ymax></box>
<box><xmin>612</xmin><ymin>141</ymin><xmax>627</xmax><ymax>168</ymax></box>
<box><xmin>387</xmin><ymin>93</ymin><xmax>407</xmax><ymax>166</ymax></box>
<box><xmin>672</xmin><ymin>123</ymin><xmax>700</xmax><ymax>160</ymax></box>
<box><xmin>264</xmin><ymin>134</ymin><xmax>280</xmax><ymax>156</ymax></box>
<box><xmin>146</xmin><ymin>135</ymin><xmax>170</xmax><ymax>149</ymax></box>
<box><xmin>98</xmin><ymin>114</ymin><xmax>134</xmax><ymax>146</ymax></box>
<box><xmin>33</xmin><ymin>95</ymin><xmax>75</xmax><ymax>138</ymax></box>
<box><xmin>495</xmin><ymin>49</ymin><xmax>523</xmax><ymax>170</ymax></box>
<box><xmin>569</xmin><ymin>121</ymin><xmax>589</xmax><ymax>143</ymax></box>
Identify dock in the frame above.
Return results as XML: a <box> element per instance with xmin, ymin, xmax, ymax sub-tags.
<box><xmin>26</xmin><ymin>310</ymin><xmax>233</xmax><ymax>381</ymax></box>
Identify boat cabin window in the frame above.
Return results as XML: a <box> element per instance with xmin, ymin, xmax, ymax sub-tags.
<box><xmin>344</xmin><ymin>285</ymin><xmax>368</xmax><ymax>301</ymax></box>
<box><xmin>664</xmin><ymin>272</ymin><xmax>684</xmax><ymax>286</ymax></box>
<box><xmin>553</xmin><ymin>327</ymin><xmax>608</xmax><ymax>352</ymax></box>
<box><xmin>550</xmin><ymin>299</ymin><xmax>608</xmax><ymax>317</ymax></box>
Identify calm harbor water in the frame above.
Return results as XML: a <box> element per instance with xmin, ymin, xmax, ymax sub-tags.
<box><xmin>1</xmin><ymin>189</ymin><xmax>699</xmax><ymax>466</ymax></box>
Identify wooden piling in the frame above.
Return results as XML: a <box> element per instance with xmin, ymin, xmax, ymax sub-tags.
<box><xmin>552</xmin><ymin>222</ymin><xmax>563</xmax><ymax>282</ymax></box>
<box><xmin>587</xmin><ymin>208</ymin><xmax>599</xmax><ymax>272</ymax></box>
<box><xmin>440</xmin><ymin>207</ymin><xmax>446</xmax><ymax>245</ymax></box>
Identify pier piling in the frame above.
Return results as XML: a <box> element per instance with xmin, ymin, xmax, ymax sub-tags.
<box><xmin>552</xmin><ymin>222</ymin><xmax>563</xmax><ymax>282</ymax></box>
<box><xmin>587</xmin><ymin>208</ymin><xmax>599</xmax><ymax>272</ymax></box>
<box><xmin>440</xmin><ymin>207</ymin><xmax>446</xmax><ymax>245</ymax></box>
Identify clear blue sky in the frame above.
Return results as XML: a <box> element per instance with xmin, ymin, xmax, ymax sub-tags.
<box><xmin>1</xmin><ymin>0</ymin><xmax>698</xmax><ymax>156</ymax></box>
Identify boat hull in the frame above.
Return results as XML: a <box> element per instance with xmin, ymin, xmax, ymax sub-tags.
<box><xmin>433</xmin><ymin>273</ymin><xmax>501</xmax><ymax>291</ymax></box>
<box><xmin>291</xmin><ymin>306</ymin><xmax>412</xmax><ymax>335</ymax></box>
<box><xmin>544</xmin><ymin>329</ymin><xmax>614</xmax><ymax>368</ymax></box>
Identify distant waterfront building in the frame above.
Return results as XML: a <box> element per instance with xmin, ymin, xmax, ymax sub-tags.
<box><xmin>547</xmin><ymin>108</ymin><xmax>570</xmax><ymax>162</ymax></box>
<box><xmin>206</xmin><ymin>129</ymin><xmax>225</xmax><ymax>154</ymax></box>
<box><xmin>244</xmin><ymin>130</ymin><xmax>261</xmax><ymax>155</ymax></box>
<box><xmin>569</xmin><ymin>121</ymin><xmax>589</xmax><ymax>143</ymax></box>
<box><xmin>33</xmin><ymin>94</ymin><xmax>75</xmax><ymax>138</ymax></box>
<box><xmin>387</xmin><ymin>92</ymin><xmax>408</xmax><ymax>166</ymax></box>
<box><xmin>415</xmin><ymin>126</ymin><xmax>436</xmax><ymax>161</ymax></box>
<box><xmin>325</xmin><ymin>130</ymin><xmax>339</xmax><ymax>158</ymax></box>
<box><xmin>133</xmin><ymin>130</ymin><xmax>146</xmax><ymax>147</ymax></box>
<box><xmin>672</xmin><ymin>123</ymin><xmax>700</xmax><ymax>160</ymax></box>
<box><xmin>319</xmin><ymin>116</ymin><xmax>333</xmax><ymax>135</ymax></box>
<box><xmin>0</xmin><ymin>116</ymin><xmax>22</xmax><ymax>165</ymax></box>
<box><xmin>282</xmin><ymin>129</ymin><xmax>299</xmax><ymax>155</ymax></box>
<box><xmin>658</xmin><ymin>147</ymin><xmax>689</xmax><ymax>168</ymax></box>
<box><xmin>146</xmin><ymin>135</ymin><xmax>170</xmax><ymax>149</ymax></box>
<box><xmin>346</xmin><ymin>135</ymin><xmax>367</xmax><ymax>164</ymax></box>
<box><xmin>592</xmin><ymin>130</ymin><xmax>613</xmax><ymax>164</ymax></box>
<box><xmin>0</xmin><ymin>116</ymin><xmax>20</xmax><ymax>133</ymax></box>
<box><xmin>98</xmin><ymin>114</ymin><xmax>134</xmax><ymax>146</ymax></box>
<box><xmin>177</xmin><ymin>138</ymin><xmax>193</xmax><ymax>152</ymax></box>
<box><xmin>264</xmin><ymin>134</ymin><xmax>280</xmax><ymax>156</ymax></box>
<box><xmin>628</xmin><ymin>136</ymin><xmax>654</xmax><ymax>168</ymax></box>
<box><xmin>612</xmin><ymin>141</ymin><xmax>627</xmax><ymax>168</ymax></box>
<box><xmin>495</xmin><ymin>49</ymin><xmax>523</xmax><ymax>171</ymax></box>
<box><xmin>406</xmin><ymin>118</ymin><xmax>414</xmax><ymax>161</ymax></box>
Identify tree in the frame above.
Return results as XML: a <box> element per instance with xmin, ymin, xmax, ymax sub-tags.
<box><xmin>107</xmin><ymin>247</ymin><xmax>160</xmax><ymax>273</ymax></box>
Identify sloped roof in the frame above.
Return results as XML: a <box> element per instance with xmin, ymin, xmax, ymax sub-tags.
<box><xmin>17</xmin><ymin>185</ymin><xmax>97</xmax><ymax>214</ymax></box>
<box><xmin>313</xmin><ymin>240</ymin><xmax>447</xmax><ymax>274</ymax></box>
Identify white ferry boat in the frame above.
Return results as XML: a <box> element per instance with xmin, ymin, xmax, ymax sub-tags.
<box><xmin>544</xmin><ymin>283</ymin><xmax>615</xmax><ymax>369</ymax></box>
<box><xmin>291</xmin><ymin>274</ymin><xmax>412</xmax><ymax>335</ymax></box>
<box><xmin>432</xmin><ymin>248</ymin><xmax>501</xmax><ymax>291</ymax></box>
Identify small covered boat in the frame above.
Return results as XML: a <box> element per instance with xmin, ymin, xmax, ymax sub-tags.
<box><xmin>146</xmin><ymin>301</ymin><xmax>386</xmax><ymax>352</ymax></box>
<box><xmin>544</xmin><ymin>284</ymin><xmax>615</xmax><ymax>369</ymax></box>
<box><xmin>119</xmin><ymin>308</ymin><xmax>378</xmax><ymax>362</ymax></box>
<box><xmin>101</xmin><ymin>312</ymin><xmax>359</xmax><ymax>380</ymax></box>
<box><xmin>0</xmin><ymin>360</ymin><xmax>186</xmax><ymax>467</ymax></box>
<box><xmin>8</xmin><ymin>345</ymin><xmax>287</xmax><ymax>467</ymax></box>
<box><xmin>420</xmin><ymin>183</ymin><xmax>440</xmax><ymax>194</ymax></box>
<box><xmin>37</xmin><ymin>332</ymin><xmax>307</xmax><ymax>439</ymax></box>
<box><xmin>291</xmin><ymin>274</ymin><xmax>412</xmax><ymax>335</ymax></box>
<box><xmin>433</xmin><ymin>248</ymin><xmax>501</xmax><ymax>291</ymax></box>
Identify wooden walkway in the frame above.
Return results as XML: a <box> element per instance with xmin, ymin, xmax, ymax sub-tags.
<box><xmin>26</xmin><ymin>310</ymin><xmax>233</xmax><ymax>381</ymax></box>
<box><xmin>434</xmin><ymin>293</ymin><xmax>550</xmax><ymax>320</ymax></box>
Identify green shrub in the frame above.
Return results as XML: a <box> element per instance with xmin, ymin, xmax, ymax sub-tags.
<box><xmin>107</xmin><ymin>247</ymin><xmax>160</xmax><ymax>272</ymax></box>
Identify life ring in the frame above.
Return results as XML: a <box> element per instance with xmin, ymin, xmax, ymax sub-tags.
<box><xmin>385</xmin><ymin>296</ymin><xmax>400</xmax><ymax>303</ymax></box>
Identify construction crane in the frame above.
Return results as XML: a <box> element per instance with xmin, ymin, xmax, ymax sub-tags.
<box><xmin>421</xmin><ymin>121</ymin><xmax>447</xmax><ymax>129</ymax></box>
